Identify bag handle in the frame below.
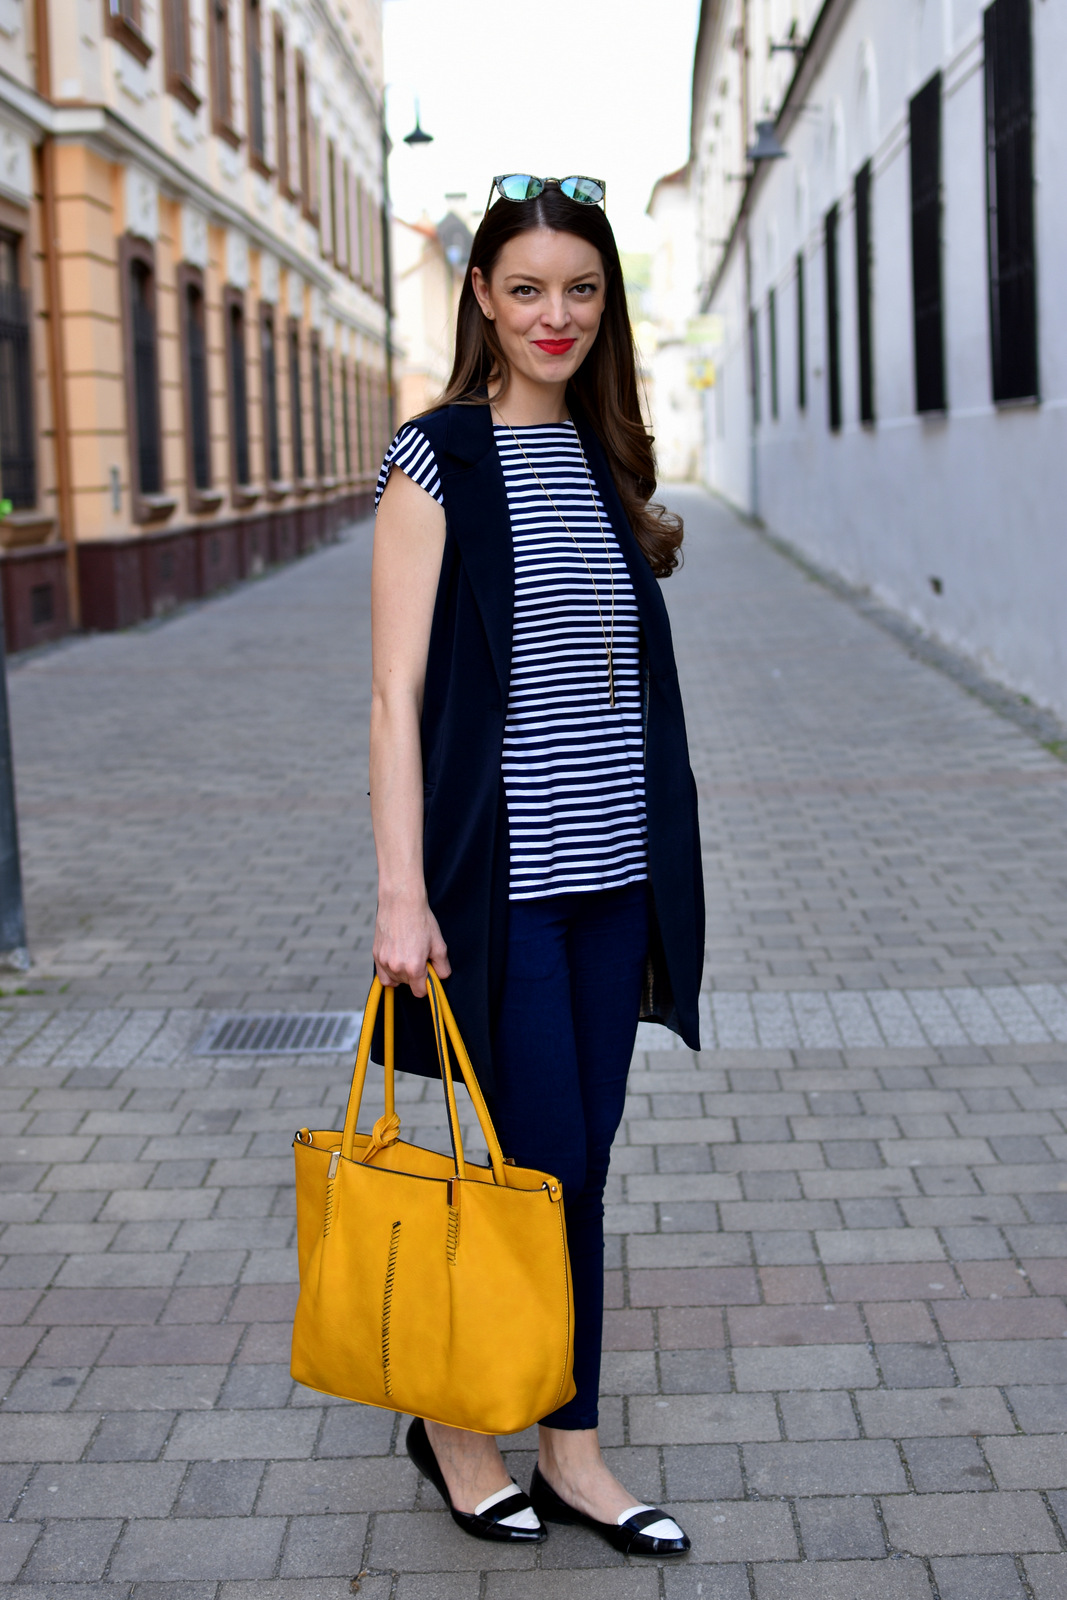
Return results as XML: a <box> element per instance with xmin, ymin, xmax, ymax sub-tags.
<box><xmin>340</xmin><ymin>967</ymin><xmax>508</xmax><ymax>1188</ymax></box>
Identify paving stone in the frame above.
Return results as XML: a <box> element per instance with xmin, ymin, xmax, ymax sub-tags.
<box><xmin>780</xmin><ymin>1391</ymin><xmax>860</xmax><ymax>1440</ymax></box>
<box><xmin>1025</xmin><ymin>1555</ymin><xmax>1067</xmax><ymax>1599</ymax></box>
<box><xmin>629</xmin><ymin>1392</ymin><xmax>780</xmax><ymax>1444</ymax></box>
<box><xmin>76</xmin><ymin>1365</ymin><xmax>225</xmax><ymax>1412</ymax></box>
<box><xmin>662</xmin><ymin>1570</ymin><xmax>750</xmax><ymax>1600</ymax></box>
<box><xmin>876</xmin><ymin>1342</ymin><xmax>955</xmax><ymax>1388</ymax></box>
<box><xmin>173</xmin><ymin>1460</ymin><xmax>265</xmax><ymax>1516</ymax></box>
<box><xmin>745</xmin><ymin>1439</ymin><xmax>906</xmax><ymax>1496</ymax></box>
<box><xmin>678</xmin><ymin>1499</ymin><xmax>798</xmax><ymax>1561</ymax></box>
<box><xmin>949</xmin><ymin>1340</ymin><xmax>1067</xmax><ymax>1385</ymax></box>
<box><xmin>20</xmin><ymin>1518</ymin><xmax>123</xmax><ymax>1580</ymax></box>
<box><xmin>733</xmin><ymin>1342</ymin><xmax>878</xmax><ymax>1390</ymax></box>
<box><xmin>753</xmin><ymin>1561</ymin><xmax>934</xmax><ymax>1599</ymax></box>
<box><xmin>278</xmin><ymin>1513</ymin><xmax>367</xmax><ymax>1576</ymax></box>
<box><xmin>17</xmin><ymin>1462</ymin><xmax>185</xmax><ymax>1518</ymax></box>
<box><xmin>657</xmin><ymin>1349</ymin><xmax>731</xmax><ymax>1393</ymax></box>
<box><xmin>795</xmin><ymin>1497</ymin><xmax>887</xmax><ymax>1559</ymax></box>
<box><xmin>368</xmin><ymin>1509</ymin><xmax>539</xmax><ymax>1571</ymax></box>
<box><xmin>165</xmin><ymin>1409</ymin><xmax>319</xmax><ymax>1460</ymax></box>
<box><xmin>1006</xmin><ymin>1384</ymin><xmax>1067</xmax><ymax>1433</ymax></box>
<box><xmin>983</xmin><ymin>1434</ymin><xmax>1067</xmax><ymax>1489</ymax></box>
<box><xmin>882</xmin><ymin>1491</ymin><xmax>1059</xmax><ymax>1554</ymax></box>
<box><xmin>858</xmin><ymin>1388</ymin><xmax>1015</xmax><ymax>1437</ymax></box>
<box><xmin>903</xmin><ymin>1436</ymin><xmax>994</xmax><ymax>1491</ymax></box>
<box><xmin>0</xmin><ymin>1521</ymin><xmax>40</xmax><ymax>1581</ymax></box>
<box><xmin>109</xmin><ymin>1516</ymin><xmax>287</xmax><ymax>1580</ymax></box>
<box><xmin>931</xmin><ymin>1555</ymin><xmax>1027</xmax><ymax>1600</ymax></box>
<box><xmin>0</xmin><ymin>1413</ymin><xmax>99</xmax><ymax>1461</ymax></box>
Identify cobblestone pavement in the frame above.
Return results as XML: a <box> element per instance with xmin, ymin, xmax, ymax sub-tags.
<box><xmin>1</xmin><ymin>490</ymin><xmax>1066</xmax><ymax>1597</ymax></box>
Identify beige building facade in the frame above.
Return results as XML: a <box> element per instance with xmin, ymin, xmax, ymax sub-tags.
<box><xmin>0</xmin><ymin>0</ymin><xmax>390</xmax><ymax>649</ymax></box>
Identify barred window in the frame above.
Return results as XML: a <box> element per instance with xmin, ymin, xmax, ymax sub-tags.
<box><xmin>225</xmin><ymin>291</ymin><xmax>250</xmax><ymax>486</ymax></box>
<box><xmin>288</xmin><ymin>320</ymin><xmax>304</xmax><ymax>481</ymax></box>
<box><xmin>984</xmin><ymin>0</ymin><xmax>1038</xmax><ymax>402</ymax></box>
<box><xmin>0</xmin><ymin>232</ymin><xmax>36</xmax><ymax>510</ymax></box>
<box><xmin>796</xmin><ymin>251</ymin><xmax>806</xmax><ymax>413</ymax></box>
<box><xmin>855</xmin><ymin>161</ymin><xmax>875</xmax><ymax>425</ymax></box>
<box><xmin>824</xmin><ymin>203</ymin><xmax>842</xmax><ymax>433</ymax></box>
<box><xmin>910</xmin><ymin>73</ymin><xmax>946</xmax><ymax>413</ymax></box>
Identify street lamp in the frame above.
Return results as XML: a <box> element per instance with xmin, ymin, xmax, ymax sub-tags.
<box><xmin>382</xmin><ymin>97</ymin><xmax>434</xmax><ymax>437</ymax></box>
<box><xmin>403</xmin><ymin>101</ymin><xmax>434</xmax><ymax>148</ymax></box>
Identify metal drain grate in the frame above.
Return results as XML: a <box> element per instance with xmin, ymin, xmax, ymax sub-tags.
<box><xmin>194</xmin><ymin>1012</ymin><xmax>363</xmax><ymax>1056</ymax></box>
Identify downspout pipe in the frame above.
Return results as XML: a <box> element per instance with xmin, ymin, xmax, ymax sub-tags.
<box><xmin>35</xmin><ymin>0</ymin><xmax>80</xmax><ymax>626</ymax></box>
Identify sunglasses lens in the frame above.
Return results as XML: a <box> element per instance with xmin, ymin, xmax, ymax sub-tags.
<box><xmin>560</xmin><ymin>176</ymin><xmax>604</xmax><ymax>205</ymax></box>
<box><xmin>498</xmin><ymin>174</ymin><xmax>544</xmax><ymax>201</ymax></box>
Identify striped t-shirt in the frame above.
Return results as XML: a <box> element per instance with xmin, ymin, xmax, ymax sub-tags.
<box><xmin>376</xmin><ymin>420</ymin><xmax>647</xmax><ymax>901</ymax></box>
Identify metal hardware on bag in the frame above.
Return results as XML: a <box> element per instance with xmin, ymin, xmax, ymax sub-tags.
<box><xmin>327</xmin><ymin>1150</ymin><xmax>340</xmax><ymax>1181</ymax></box>
<box><xmin>294</xmin><ymin>1128</ymin><xmax>313</xmax><ymax>1145</ymax></box>
<box><xmin>544</xmin><ymin>1180</ymin><xmax>562</xmax><ymax>1203</ymax></box>
<box><xmin>504</xmin><ymin>1157</ymin><xmax>516</xmax><ymax>1166</ymax></box>
<box><xmin>446</xmin><ymin>1177</ymin><xmax>457</xmax><ymax>1206</ymax></box>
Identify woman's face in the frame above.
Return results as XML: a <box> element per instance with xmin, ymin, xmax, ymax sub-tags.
<box><xmin>472</xmin><ymin>227</ymin><xmax>607</xmax><ymax>392</ymax></box>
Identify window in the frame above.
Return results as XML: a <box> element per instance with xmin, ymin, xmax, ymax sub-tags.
<box><xmin>245</xmin><ymin>0</ymin><xmax>266</xmax><ymax>168</ymax></box>
<box><xmin>178</xmin><ymin>266</ymin><xmax>212</xmax><ymax>498</ymax></box>
<box><xmin>288</xmin><ymin>319</ymin><xmax>304</xmax><ymax>481</ymax></box>
<box><xmin>341</xmin><ymin>358</ymin><xmax>352</xmax><ymax>475</ymax></box>
<box><xmin>796</xmin><ymin>251</ymin><xmax>806</xmax><ymax>412</ymax></box>
<box><xmin>355</xmin><ymin>360</ymin><xmax>367</xmax><ymax>476</ymax></box>
<box><xmin>106</xmin><ymin>0</ymin><xmax>152</xmax><ymax>66</ymax></box>
<box><xmin>0</xmin><ymin>232</ymin><xmax>36</xmax><ymax>510</ymax></box>
<box><xmin>123</xmin><ymin>241</ymin><xmax>164</xmax><ymax>504</ymax></box>
<box><xmin>274</xmin><ymin>20</ymin><xmax>289</xmax><ymax>195</ymax></box>
<box><xmin>748</xmin><ymin>309</ymin><xmax>760</xmax><ymax>426</ymax></box>
<box><xmin>296</xmin><ymin>52</ymin><xmax>310</xmax><ymax>211</ymax></box>
<box><xmin>768</xmin><ymin>287</ymin><xmax>779</xmax><ymax>422</ymax></box>
<box><xmin>343</xmin><ymin>162</ymin><xmax>352</xmax><ymax>278</ymax></box>
<box><xmin>224</xmin><ymin>288</ymin><xmax>251</xmax><ymax>488</ymax></box>
<box><xmin>984</xmin><ymin>0</ymin><xmax>1038</xmax><ymax>402</ymax></box>
<box><xmin>910</xmin><ymin>73</ymin><xmax>946</xmax><ymax>413</ymax></box>
<box><xmin>358</xmin><ymin>180</ymin><xmax>372</xmax><ymax>291</ymax></box>
<box><xmin>164</xmin><ymin>0</ymin><xmax>198</xmax><ymax>110</ymax></box>
<box><xmin>260</xmin><ymin>304</ymin><xmax>280</xmax><ymax>483</ymax></box>
<box><xmin>210</xmin><ymin>0</ymin><xmax>238</xmax><ymax>142</ymax></box>
<box><xmin>327</xmin><ymin>353</ymin><xmax>337</xmax><ymax>476</ymax></box>
<box><xmin>327</xmin><ymin>141</ymin><xmax>338</xmax><ymax>264</ymax></box>
<box><xmin>855</xmin><ymin>161</ymin><xmax>875</xmax><ymax>424</ymax></box>
<box><xmin>310</xmin><ymin>331</ymin><xmax>325</xmax><ymax>478</ymax></box>
<box><xmin>824</xmin><ymin>203</ymin><xmax>842</xmax><ymax>433</ymax></box>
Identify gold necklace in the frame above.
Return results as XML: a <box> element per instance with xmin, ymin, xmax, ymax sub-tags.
<box><xmin>492</xmin><ymin>406</ymin><xmax>618</xmax><ymax>707</ymax></box>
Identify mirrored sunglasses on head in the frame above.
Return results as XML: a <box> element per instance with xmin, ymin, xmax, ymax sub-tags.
<box><xmin>488</xmin><ymin>174</ymin><xmax>606</xmax><ymax>211</ymax></box>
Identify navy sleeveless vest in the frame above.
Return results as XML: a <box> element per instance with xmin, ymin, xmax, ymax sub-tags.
<box><xmin>376</xmin><ymin>396</ymin><xmax>704</xmax><ymax>1093</ymax></box>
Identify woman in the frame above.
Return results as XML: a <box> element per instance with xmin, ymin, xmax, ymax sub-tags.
<box><xmin>370</xmin><ymin>175</ymin><xmax>703</xmax><ymax>1557</ymax></box>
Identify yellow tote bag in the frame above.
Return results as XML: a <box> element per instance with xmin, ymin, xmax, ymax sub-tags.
<box><xmin>290</xmin><ymin>967</ymin><xmax>576</xmax><ymax>1435</ymax></box>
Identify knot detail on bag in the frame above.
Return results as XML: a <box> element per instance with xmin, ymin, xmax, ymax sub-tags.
<box><xmin>361</xmin><ymin>1112</ymin><xmax>401</xmax><ymax>1164</ymax></box>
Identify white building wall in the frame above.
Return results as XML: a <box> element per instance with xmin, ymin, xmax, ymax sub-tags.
<box><xmin>697</xmin><ymin>0</ymin><xmax>1067</xmax><ymax>721</ymax></box>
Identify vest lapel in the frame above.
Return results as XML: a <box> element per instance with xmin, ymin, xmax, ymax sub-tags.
<box><xmin>439</xmin><ymin>403</ymin><xmax>514</xmax><ymax>700</ymax></box>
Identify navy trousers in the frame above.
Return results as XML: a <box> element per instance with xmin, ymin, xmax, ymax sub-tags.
<box><xmin>488</xmin><ymin>882</ymin><xmax>648</xmax><ymax>1430</ymax></box>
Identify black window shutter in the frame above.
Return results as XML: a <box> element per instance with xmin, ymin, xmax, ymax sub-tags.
<box><xmin>910</xmin><ymin>73</ymin><xmax>946</xmax><ymax>412</ymax></box>
<box><xmin>824</xmin><ymin>204</ymin><xmax>841</xmax><ymax>433</ymax></box>
<box><xmin>855</xmin><ymin>161</ymin><xmax>875</xmax><ymax>424</ymax></box>
<box><xmin>985</xmin><ymin>0</ymin><xmax>1037</xmax><ymax>402</ymax></box>
<box><xmin>768</xmin><ymin>287</ymin><xmax>779</xmax><ymax>422</ymax></box>
<box><xmin>289</xmin><ymin>326</ymin><xmax>304</xmax><ymax>481</ymax></box>
<box><xmin>796</xmin><ymin>251</ymin><xmax>806</xmax><ymax>412</ymax></box>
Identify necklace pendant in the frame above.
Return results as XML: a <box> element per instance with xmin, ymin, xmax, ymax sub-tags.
<box><xmin>607</xmin><ymin>648</ymin><xmax>615</xmax><ymax>708</ymax></box>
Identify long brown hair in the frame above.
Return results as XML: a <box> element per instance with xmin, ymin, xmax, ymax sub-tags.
<box><xmin>431</xmin><ymin>187</ymin><xmax>683</xmax><ymax>577</ymax></box>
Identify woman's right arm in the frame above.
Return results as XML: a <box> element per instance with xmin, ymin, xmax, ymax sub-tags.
<box><xmin>370</xmin><ymin>465</ymin><xmax>450</xmax><ymax>998</ymax></box>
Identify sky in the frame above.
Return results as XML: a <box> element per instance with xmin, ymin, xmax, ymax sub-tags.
<box><xmin>382</xmin><ymin>0</ymin><xmax>701</xmax><ymax>256</ymax></box>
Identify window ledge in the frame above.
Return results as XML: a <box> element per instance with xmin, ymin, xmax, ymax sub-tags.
<box><xmin>0</xmin><ymin>512</ymin><xmax>58</xmax><ymax>550</ymax></box>
<box><xmin>214</xmin><ymin>119</ymin><xmax>243</xmax><ymax>151</ymax></box>
<box><xmin>169</xmin><ymin>74</ymin><xmax>202</xmax><ymax>114</ymax></box>
<box><xmin>137</xmin><ymin>493</ymin><xmax>179</xmax><ymax>524</ymax></box>
<box><xmin>294</xmin><ymin>477</ymin><xmax>317</xmax><ymax>497</ymax></box>
<box><xmin>265</xmin><ymin>480</ymin><xmax>292</xmax><ymax>501</ymax></box>
<box><xmin>250</xmin><ymin>153</ymin><xmax>274</xmax><ymax>180</ymax></box>
<box><xmin>191</xmin><ymin>487</ymin><xmax>225</xmax><ymax>513</ymax></box>
<box><xmin>232</xmin><ymin>483</ymin><xmax>262</xmax><ymax>508</ymax></box>
<box><xmin>108</xmin><ymin>12</ymin><xmax>153</xmax><ymax>66</ymax></box>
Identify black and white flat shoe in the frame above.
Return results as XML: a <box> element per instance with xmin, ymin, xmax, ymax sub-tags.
<box><xmin>529</xmin><ymin>1464</ymin><xmax>690</xmax><ymax>1557</ymax></box>
<box><xmin>406</xmin><ymin>1417</ymin><xmax>546</xmax><ymax>1544</ymax></box>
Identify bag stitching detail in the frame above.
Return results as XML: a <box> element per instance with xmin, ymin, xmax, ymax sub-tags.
<box><xmin>381</xmin><ymin>1219</ymin><xmax>401</xmax><ymax>1396</ymax></box>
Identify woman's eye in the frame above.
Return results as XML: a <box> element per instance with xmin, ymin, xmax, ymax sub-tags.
<box><xmin>572</xmin><ymin>283</ymin><xmax>597</xmax><ymax>296</ymax></box>
<box><xmin>510</xmin><ymin>285</ymin><xmax>538</xmax><ymax>297</ymax></box>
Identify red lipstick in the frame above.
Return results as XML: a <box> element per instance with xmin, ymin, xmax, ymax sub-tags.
<box><xmin>533</xmin><ymin>338</ymin><xmax>576</xmax><ymax>355</ymax></box>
